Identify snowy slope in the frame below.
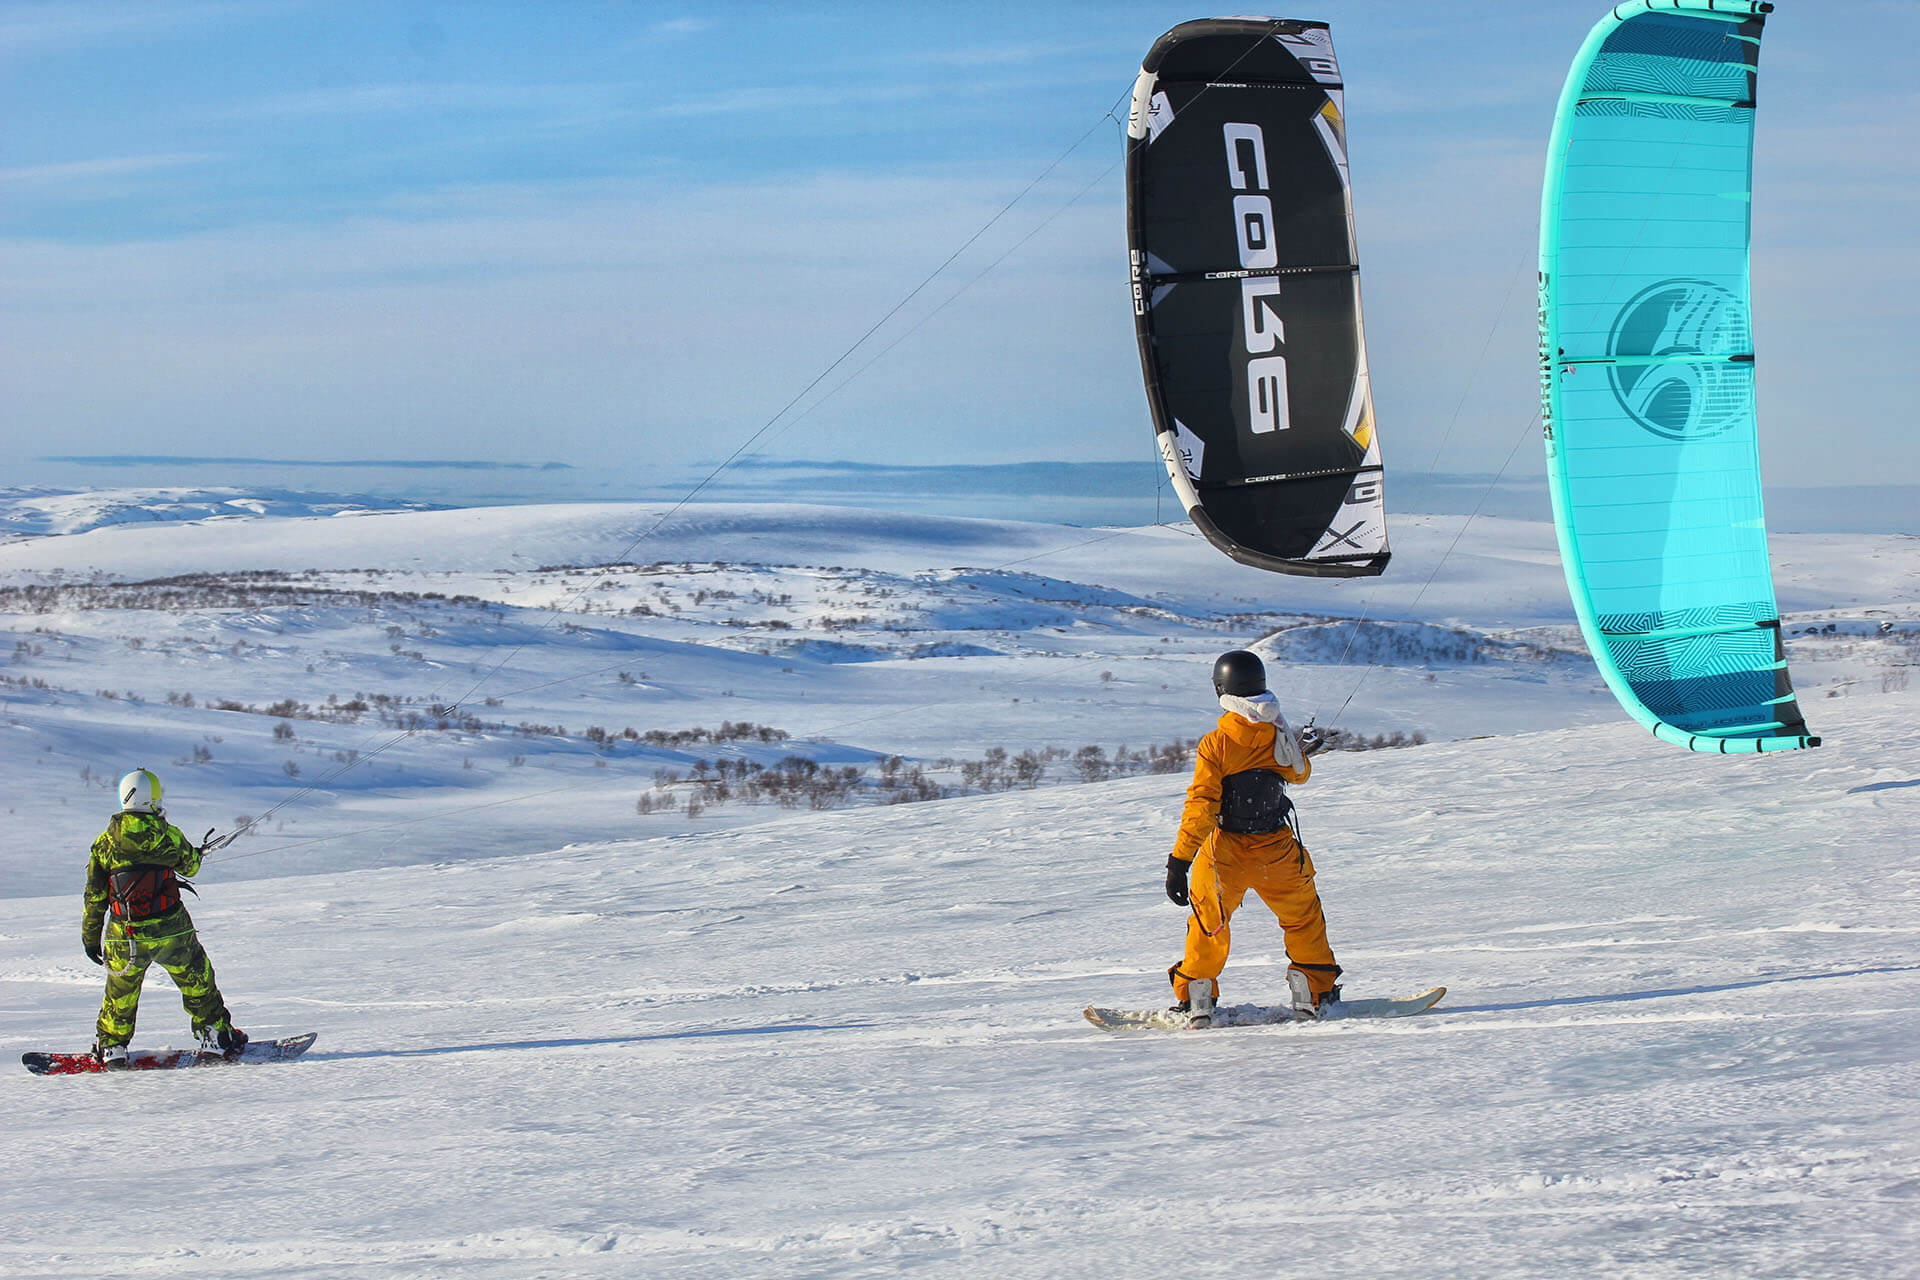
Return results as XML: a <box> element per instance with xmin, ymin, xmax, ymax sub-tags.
<box><xmin>1</xmin><ymin>694</ymin><xmax>1914</xmax><ymax>1278</ymax></box>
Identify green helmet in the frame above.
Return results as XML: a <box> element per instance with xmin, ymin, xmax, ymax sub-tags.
<box><xmin>117</xmin><ymin>769</ymin><xmax>163</xmax><ymax>814</ymax></box>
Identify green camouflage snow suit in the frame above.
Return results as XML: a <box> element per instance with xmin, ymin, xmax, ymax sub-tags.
<box><xmin>83</xmin><ymin>812</ymin><xmax>235</xmax><ymax>1048</ymax></box>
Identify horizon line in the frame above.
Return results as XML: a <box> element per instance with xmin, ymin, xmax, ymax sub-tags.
<box><xmin>42</xmin><ymin>456</ymin><xmax>574</xmax><ymax>472</ymax></box>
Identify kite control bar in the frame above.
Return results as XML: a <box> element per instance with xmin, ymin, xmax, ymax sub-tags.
<box><xmin>199</xmin><ymin>825</ymin><xmax>248</xmax><ymax>855</ymax></box>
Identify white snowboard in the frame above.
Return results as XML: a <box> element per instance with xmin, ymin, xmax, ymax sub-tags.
<box><xmin>1084</xmin><ymin>986</ymin><xmax>1445</xmax><ymax>1031</ymax></box>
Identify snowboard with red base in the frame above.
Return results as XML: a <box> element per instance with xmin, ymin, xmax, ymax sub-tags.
<box><xmin>1084</xmin><ymin>986</ymin><xmax>1444</xmax><ymax>1031</ymax></box>
<box><xmin>22</xmin><ymin>1032</ymin><xmax>318</xmax><ymax>1075</ymax></box>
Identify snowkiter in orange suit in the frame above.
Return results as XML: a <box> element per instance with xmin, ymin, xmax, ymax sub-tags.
<box><xmin>1165</xmin><ymin>650</ymin><xmax>1340</xmax><ymax>1027</ymax></box>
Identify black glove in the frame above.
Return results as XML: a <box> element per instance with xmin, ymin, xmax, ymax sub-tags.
<box><xmin>1165</xmin><ymin>855</ymin><xmax>1191</xmax><ymax>906</ymax></box>
<box><xmin>1300</xmin><ymin>725</ymin><xmax>1326</xmax><ymax>757</ymax></box>
<box><xmin>84</xmin><ymin>934</ymin><xmax>104</xmax><ymax>966</ymax></box>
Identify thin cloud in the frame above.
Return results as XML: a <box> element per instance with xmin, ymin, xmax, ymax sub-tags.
<box><xmin>900</xmin><ymin>39</ymin><xmax>1116</xmax><ymax>69</ymax></box>
<box><xmin>0</xmin><ymin>1</ymin><xmax>270</xmax><ymax>54</ymax></box>
<box><xmin>653</xmin><ymin>80</ymin><xmax>940</xmax><ymax>119</ymax></box>
<box><xmin>0</xmin><ymin>152</ymin><xmax>219</xmax><ymax>189</ymax></box>
<box><xmin>234</xmin><ymin>80</ymin><xmax>627</xmax><ymax>120</ymax></box>
<box><xmin>650</xmin><ymin>69</ymin><xmax>1113</xmax><ymax>121</ymax></box>
<box><xmin>649</xmin><ymin>18</ymin><xmax>713</xmax><ymax>39</ymax></box>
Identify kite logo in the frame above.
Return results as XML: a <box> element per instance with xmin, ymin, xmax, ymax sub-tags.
<box><xmin>1606</xmin><ymin>279</ymin><xmax>1752</xmax><ymax>440</ymax></box>
<box><xmin>1223</xmin><ymin>123</ymin><xmax>1276</xmax><ymax>271</ymax></box>
<box><xmin>1225</xmin><ymin>122</ymin><xmax>1290</xmax><ymax>434</ymax></box>
<box><xmin>1171</xmin><ymin>420</ymin><xmax>1206</xmax><ymax>479</ymax></box>
<box><xmin>1159</xmin><ymin>422</ymin><xmax>1205</xmax><ymax>483</ymax></box>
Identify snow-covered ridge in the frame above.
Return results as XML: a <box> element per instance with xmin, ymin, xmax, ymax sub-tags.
<box><xmin>3</xmin><ymin>497</ymin><xmax>1913</xmax><ymax>627</ymax></box>
<box><xmin>0</xmin><ymin>486</ymin><xmax>445</xmax><ymax>542</ymax></box>
<box><xmin>2</xmin><ymin>495</ymin><xmax>1913</xmax><ymax>903</ymax></box>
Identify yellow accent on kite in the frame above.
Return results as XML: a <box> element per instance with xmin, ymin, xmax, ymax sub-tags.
<box><xmin>1317</xmin><ymin>100</ymin><xmax>1345</xmax><ymax>150</ymax></box>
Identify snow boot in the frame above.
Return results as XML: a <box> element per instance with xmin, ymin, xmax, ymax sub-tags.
<box><xmin>93</xmin><ymin>1040</ymin><xmax>129</xmax><ymax>1071</ymax></box>
<box><xmin>1286</xmin><ymin>969</ymin><xmax>1319</xmax><ymax>1021</ymax></box>
<box><xmin>198</xmin><ymin>1022</ymin><xmax>248</xmax><ymax>1057</ymax></box>
<box><xmin>1185</xmin><ymin>983</ymin><xmax>1216</xmax><ymax>1029</ymax></box>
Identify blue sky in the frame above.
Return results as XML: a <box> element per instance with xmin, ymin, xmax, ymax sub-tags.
<box><xmin>2</xmin><ymin>1</ymin><xmax>1915</xmax><ymax>503</ymax></box>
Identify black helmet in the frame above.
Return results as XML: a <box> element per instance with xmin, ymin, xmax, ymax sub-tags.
<box><xmin>1212</xmin><ymin>649</ymin><xmax>1266</xmax><ymax>698</ymax></box>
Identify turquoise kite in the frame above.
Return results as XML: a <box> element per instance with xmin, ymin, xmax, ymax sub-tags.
<box><xmin>1539</xmin><ymin>0</ymin><xmax>1817</xmax><ymax>752</ymax></box>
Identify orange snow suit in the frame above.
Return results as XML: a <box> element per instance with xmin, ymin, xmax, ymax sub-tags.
<box><xmin>1168</xmin><ymin>710</ymin><xmax>1340</xmax><ymax>1004</ymax></box>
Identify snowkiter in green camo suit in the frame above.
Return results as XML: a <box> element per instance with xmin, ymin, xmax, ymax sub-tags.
<box><xmin>82</xmin><ymin>769</ymin><xmax>247</xmax><ymax>1069</ymax></box>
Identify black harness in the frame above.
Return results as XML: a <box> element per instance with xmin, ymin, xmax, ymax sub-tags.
<box><xmin>1217</xmin><ymin>768</ymin><xmax>1294</xmax><ymax>835</ymax></box>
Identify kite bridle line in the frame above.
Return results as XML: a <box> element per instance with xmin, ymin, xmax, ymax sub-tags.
<box><xmin>732</xmin><ymin>18</ymin><xmax>1334</xmax><ymax>462</ymax></box>
<box><xmin>1308</xmin><ymin>247</ymin><xmax>1539</xmax><ymax>729</ymax></box>
<box><xmin>151</xmin><ymin>21</ymin><xmax>1530</xmax><ymax>860</ymax></box>
<box><xmin>215</xmin><ymin>21</ymin><xmax>1532</xmax><ymax>858</ymax></box>
<box><xmin>196</xmin><ymin>70</ymin><xmax>1175</xmax><ymax>861</ymax></box>
<box><xmin>1322</xmin><ymin>410</ymin><xmax>1543</xmax><ymax>733</ymax></box>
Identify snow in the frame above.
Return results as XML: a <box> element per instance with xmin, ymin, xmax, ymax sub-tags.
<box><xmin>1</xmin><ymin>494</ymin><xmax>1916</xmax><ymax>1277</ymax></box>
<box><xmin>0</xmin><ymin>486</ymin><xmax>443</xmax><ymax>541</ymax></box>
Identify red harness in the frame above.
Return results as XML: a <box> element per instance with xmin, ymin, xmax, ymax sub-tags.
<box><xmin>108</xmin><ymin>866</ymin><xmax>183</xmax><ymax>920</ymax></box>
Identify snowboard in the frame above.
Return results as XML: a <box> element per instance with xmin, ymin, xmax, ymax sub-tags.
<box><xmin>1084</xmin><ymin>986</ymin><xmax>1445</xmax><ymax>1031</ymax></box>
<box><xmin>22</xmin><ymin>1032</ymin><xmax>318</xmax><ymax>1076</ymax></box>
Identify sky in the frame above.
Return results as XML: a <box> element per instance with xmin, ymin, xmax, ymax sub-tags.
<box><xmin>2</xmin><ymin>1</ymin><xmax>1916</xmax><ymax>506</ymax></box>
